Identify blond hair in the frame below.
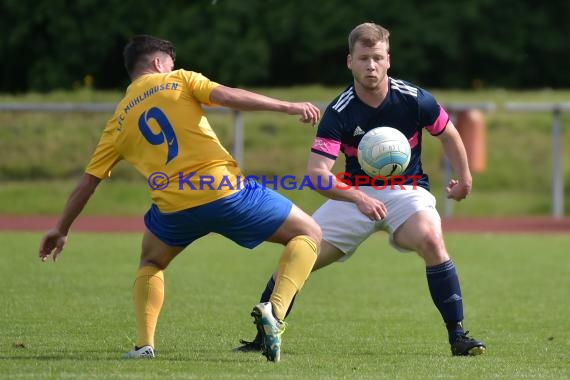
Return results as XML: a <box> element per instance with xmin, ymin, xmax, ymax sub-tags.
<box><xmin>348</xmin><ymin>23</ymin><xmax>390</xmax><ymax>53</ymax></box>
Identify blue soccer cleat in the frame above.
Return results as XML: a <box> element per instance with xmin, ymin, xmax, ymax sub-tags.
<box><xmin>251</xmin><ymin>302</ymin><xmax>287</xmax><ymax>362</ymax></box>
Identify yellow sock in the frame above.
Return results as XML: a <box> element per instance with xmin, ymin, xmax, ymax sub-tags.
<box><xmin>270</xmin><ymin>235</ymin><xmax>318</xmax><ymax>320</ymax></box>
<box><xmin>134</xmin><ymin>266</ymin><xmax>164</xmax><ymax>348</ymax></box>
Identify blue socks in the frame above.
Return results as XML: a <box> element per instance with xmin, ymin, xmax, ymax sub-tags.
<box><xmin>426</xmin><ymin>260</ymin><xmax>465</xmax><ymax>343</ymax></box>
<box><xmin>259</xmin><ymin>276</ymin><xmax>275</xmax><ymax>304</ymax></box>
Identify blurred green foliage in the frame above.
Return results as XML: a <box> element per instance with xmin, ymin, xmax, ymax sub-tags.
<box><xmin>1</xmin><ymin>0</ymin><xmax>569</xmax><ymax>92</ymax></box>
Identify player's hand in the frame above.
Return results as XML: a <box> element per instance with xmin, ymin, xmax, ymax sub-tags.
<box><xmin>446</xmin><ymin>179</ymin><xmax>472</xmax><ymax>201</ymax></box>
<box><xmin>288</xmin><ymin>102</ymin><xmax>321</xmax><ymax>126</ymax></box>
<box><xmin>39</xmin><ymin>229</ymin><xmax>68</xmax><ymax>262</ymax></box>
<box><xmin>355</xmin><ymin>192</ymin><xmax>387</xmax><ymax>221</ymax></box>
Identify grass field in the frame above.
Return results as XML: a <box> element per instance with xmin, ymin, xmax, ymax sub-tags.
<box><xmin>2</xmin><ymin>231</ymin><xmax>569</xmax><ymax>379</ymax></box>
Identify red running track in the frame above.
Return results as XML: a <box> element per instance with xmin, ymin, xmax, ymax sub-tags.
<box><xmin>0</xmin><ymin>215</ymin><xmax>568</xmax><ymax>234</ymax></box>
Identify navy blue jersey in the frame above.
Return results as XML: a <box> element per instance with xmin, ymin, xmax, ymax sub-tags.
<box><xmin>311</xmin><ymin>77</ymin><xmax>449</xmax><ymax>191</ymax></box>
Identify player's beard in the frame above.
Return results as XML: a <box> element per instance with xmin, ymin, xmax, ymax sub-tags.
<box><xmin>355</xmin><ymin>70</ymin><xmax>387</xmax><ymax>92</ymax></box>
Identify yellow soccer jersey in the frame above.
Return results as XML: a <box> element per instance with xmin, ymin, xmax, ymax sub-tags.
<box><xmin>86</xmin><ymin>69</ymin><xmax>242</xmax><ymax>212</ymax></box>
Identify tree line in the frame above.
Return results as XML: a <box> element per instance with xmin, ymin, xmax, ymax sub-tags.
<box><xmin>1</xmin><ymin>0</ymin><xmax>569</xmax><ymax>92</ymax></box>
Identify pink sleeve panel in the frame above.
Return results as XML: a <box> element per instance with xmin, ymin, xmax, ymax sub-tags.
<box><xmin>425</xmin><ymin>105</ymin><xmax>449</xmax><ymax>136</ymax></box>
<box><xmin>311</xmin><ymin>137</ymin><xmax>341</xmax><ymax>157</ymax></box>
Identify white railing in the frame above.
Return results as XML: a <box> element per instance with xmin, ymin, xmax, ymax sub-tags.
<box><xmin>0</xmin><ymin>102</ymin><xmax>244</xmax><ymax>164</ymax></box>
<box><xmin>504</xmin><ymin>102</ymin><xmax>570</xmax><ymax>218</ymax></box>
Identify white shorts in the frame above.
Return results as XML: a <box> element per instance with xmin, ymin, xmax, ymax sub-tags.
<box><xmin>312</xmin><ymin>185</ymin><xmax>440</xmax><ymax>260</ymax></box>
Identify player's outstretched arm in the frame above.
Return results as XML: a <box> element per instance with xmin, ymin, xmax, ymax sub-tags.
<box><xmin>39</xmin><ymin>173</ymin><xmax>101</xmax><ymax>262</ymax></box>
<box><xmin>209</xmin><ymin>85</ymin><xmax>320</xmax><ymax>125</ymax></box>
<box><xmin>437</xmin><ymin>122</ymin><xmax>472</xmax><ymax>201</ymax></box>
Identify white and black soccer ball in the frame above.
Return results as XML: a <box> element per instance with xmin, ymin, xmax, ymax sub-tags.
<box><xmin>357</xmin><ymin>127</ymin><xmax>411</xmax><ymax>177</ymax></box>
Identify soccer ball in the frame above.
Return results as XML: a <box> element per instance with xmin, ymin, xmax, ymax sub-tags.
<box><xmin>357</xmin><ymin>127</ymin><xmax>411</xmax><ymax>177</ymax></box>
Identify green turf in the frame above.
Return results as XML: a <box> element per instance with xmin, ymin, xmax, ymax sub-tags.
<box><xmin>2</xmin><ymin>232</ymin><xmax>569</xmax><ymax>379</ymax></box>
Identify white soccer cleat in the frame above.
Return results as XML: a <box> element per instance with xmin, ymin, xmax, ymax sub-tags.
<box><xmin>251</xmin><ymin>302</ymin><xmax>287</xmax><ymax>363</ymax></box>
<box><xmin>123</xmin><ymin>345</ymin><xmax>155</xmax><ymax>359</ymax></box>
